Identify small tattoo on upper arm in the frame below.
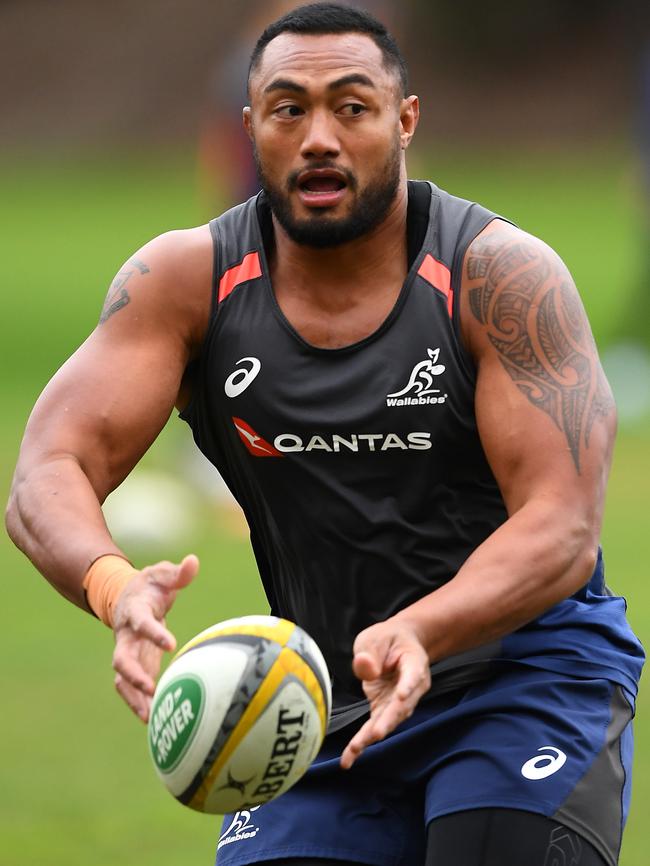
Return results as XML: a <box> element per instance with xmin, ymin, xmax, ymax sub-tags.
<box><xmin>467</xmin><ymin>231</ymin><xmax>614</xmax><ymax>473</ymax></box>
<box><xmin>99</xmin><ymin>257</ymin><xmax>150</xmax><ymax>324</ymax></box>
<box><xmin>130</xmin><ymin>257</ymin><xmax>150</xmax><ymax>275</ymax></box>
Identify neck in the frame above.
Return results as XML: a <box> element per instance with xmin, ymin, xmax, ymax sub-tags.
<box><xmin>269</xmin><ymin>177</ymin><xmax>409</xmax><ymax>307</ymax></box>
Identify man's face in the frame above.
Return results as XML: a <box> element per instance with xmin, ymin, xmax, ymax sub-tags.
<box><xmin>245</xmin><ymin>32</ymin><xmax>417</xmax><ymax>248</ymax></box>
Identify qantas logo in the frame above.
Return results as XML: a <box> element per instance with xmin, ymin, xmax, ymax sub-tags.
<box><xmin>233</xmin><ymin>417</ymin><xmax>283</xmax><ymax>457</ymax></box>
<box><xmin>387</xmin><ymin>348</ymin><xmax>447</xmax><ymax>407</ymax></box>
<box><xmin>232</xmin><ymin>418</ymin><xmax>431</xmax><ymax>456</ymax></box>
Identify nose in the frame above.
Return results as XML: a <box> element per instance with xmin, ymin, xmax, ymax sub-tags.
<box><xmin>300</xmin><ymin>108</ymin><xmax>340</xmax><ymax>160</ymax></box>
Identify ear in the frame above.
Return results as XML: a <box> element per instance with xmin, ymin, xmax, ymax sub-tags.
<box><xmin>399</xmin><ymin>95</ymin><xmax>419</xmax><ymax>150</ymax></box>
<box><xmin>243</xmin><ymin>106</ymin><xmax>253</xmax><ymax>141</ymax></box>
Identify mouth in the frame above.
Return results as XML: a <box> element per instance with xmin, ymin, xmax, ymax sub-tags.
<box><xmin>296</xmin><ymin>168</ymin><xmax>349</xmax><ymax>209</ymax></box>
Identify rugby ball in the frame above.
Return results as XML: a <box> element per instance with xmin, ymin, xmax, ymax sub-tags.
<box><xmin>147</xmin><ymin>615</ymin><xmax>331</xmax><ymax>814</ymax></box>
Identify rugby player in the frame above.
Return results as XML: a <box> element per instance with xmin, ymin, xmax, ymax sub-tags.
<box><xmin>6</xmin><ymin>4</ymin><xmax>644</xmax><ymax>865</ymax></box>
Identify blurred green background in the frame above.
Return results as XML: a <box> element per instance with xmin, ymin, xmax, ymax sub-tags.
<box><xmin>1</xmin><ymin>2</ymin><xmax>649</xmax><ymax>865</ymax></box>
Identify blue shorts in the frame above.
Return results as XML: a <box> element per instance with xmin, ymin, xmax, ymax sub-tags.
<box><xmin>215</xmin><ymin>665</ymin><xmax>634</xmax><ymax>866</ymax></box>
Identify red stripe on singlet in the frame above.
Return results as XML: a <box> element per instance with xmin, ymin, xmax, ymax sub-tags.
<box><xmin>218</xmin><ymin>251</ymin><xmax>262</xmax><ymax>303</ymax></box>
<box><xmin>418</xmin><ymin>254</ymin><xmax>453</xmax><ymax>317</ymax></box>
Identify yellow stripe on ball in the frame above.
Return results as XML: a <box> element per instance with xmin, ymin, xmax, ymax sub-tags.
<box><xmin>173</xmin><ymin>617</ymin><xmax>296</xmax><ymax>661</ymax></box>
<box><xmin>188</xmin><ymin>644</ymin><xmax>326</xmax><ymax>812</ymax></box>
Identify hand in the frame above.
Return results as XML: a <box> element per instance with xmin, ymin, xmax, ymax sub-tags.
<box><xmin>340</xmin><ymin>619</ymin><xmax>431</xmax><ymax>769</ymax></box>
<box><xmin>112</xmin><ymin>554</ymin><xmax>199</xmax><ymax>722</ymax></box>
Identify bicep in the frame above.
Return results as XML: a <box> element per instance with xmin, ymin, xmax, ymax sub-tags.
<box><xmin>462</xmin><ymin>223</ymin><xmax>616</xmax><ymax>519</ymax></box>
<box><xmin>19</xmin><ymin>327</ymin><xmax>186</xmax><ymax>501</ymax></box>
<box><xmin>17</xmin><ymin>227</ymin><xmax>211</xmax><ymax>499</ymax></box>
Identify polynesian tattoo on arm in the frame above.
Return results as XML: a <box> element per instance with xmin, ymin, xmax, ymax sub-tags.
<box><xmin>466</xmin><ymin>230</ymin><xmax>614</xmax><ymax>474</ymax></box>
<box><xmin>99</xmin><ymin>257</ymin><xmax>150</xmax><ymax>324</ymax></box>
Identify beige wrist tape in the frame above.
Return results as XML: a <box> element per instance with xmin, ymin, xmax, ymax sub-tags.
<box><xmin>82</xmin><ymin>554</ymin><xmax>139</xmax><ymax>628</ymax></box>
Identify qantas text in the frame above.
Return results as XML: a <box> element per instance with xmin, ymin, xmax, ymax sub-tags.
<box><xmin>232</xmin><ymin>418</ymin><xmax>432</xmax><ymax>456</ymax></box>
<box><xmin>273</xmin><ymin>432</ymin><xmax>432</xmax><ymax>453</ymax></box>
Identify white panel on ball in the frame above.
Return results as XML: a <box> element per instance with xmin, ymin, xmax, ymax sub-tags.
<box><xmin>148</xmin><ymin>615</ymin><xmax>331</xmax><ymax>814</ymax></box>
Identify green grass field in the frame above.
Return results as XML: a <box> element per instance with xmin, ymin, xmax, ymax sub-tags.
<box><xmin>1</xmin><ymin>146</ymin><xmax>648</xmax><ymax>865</ymax></box>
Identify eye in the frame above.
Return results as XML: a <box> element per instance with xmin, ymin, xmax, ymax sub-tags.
<box><xmin>338</xmin><ymin>103</ymin><xmax>366</xmax><ymax>117</ymax></box>
<box><xmin>274</xmin><ymin>104</ymin><xmax>304</xmax><ymax>118</ymax></box>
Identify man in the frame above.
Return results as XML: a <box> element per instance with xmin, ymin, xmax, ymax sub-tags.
<box><xmin>6</xmin><ymin>4</ymin><xmax>644</xmax><ymax>865</ymax></box>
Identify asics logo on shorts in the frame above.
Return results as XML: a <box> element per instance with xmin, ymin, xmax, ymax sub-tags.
<box><xmin>225</xmin><ymin>357</ymin><xmax>261</xmax><ymax>398</ymax></box>
<box><xmin>521</xmin><ymin>746</ymin><xmax>567</xmax><ymax>780</ymax></box>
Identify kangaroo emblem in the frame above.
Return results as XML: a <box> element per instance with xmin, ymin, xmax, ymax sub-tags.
<box><xmin>387</xmin><ymin>348</ymin><xmax>446</xmax><ymax>399</ymax></box>
<box><xmin>218</xmin><ymin>805</ymin><xmax>261</xmax><ymax>844</ymax></box>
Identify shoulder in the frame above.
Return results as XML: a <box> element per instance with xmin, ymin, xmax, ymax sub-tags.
<box><xmin>458</xmin><ymin>219</ymin><xmax>581</xmax><ymax>359</ymax></box>
<box><xmin>134</xmin><ymin>223</ymin><xmax>213</xmax><ymax>295</ymax></box>
<box><xmin>464</xmin><ymin>217</ymin><xmax>561</xmax><ymax>267</ymax></box>
<box><xmin>98</xmin><ymin>223</ymin><xmax>214</xmax><ymax>355</ymax></box>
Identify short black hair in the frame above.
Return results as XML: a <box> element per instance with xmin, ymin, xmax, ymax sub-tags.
<box><xmin>248</xmin><ymin>2</ymin><xmax>408</xmax><ymax>97</ymax></box>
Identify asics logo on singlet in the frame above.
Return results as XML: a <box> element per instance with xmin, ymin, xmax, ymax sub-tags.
<box><xmin>217</xmin><ymin>806</ymin><xmax>261</xmax><ymax>849</ymax></box>
<box><xmin>225</xmin><ymin>357</ymin><xmax>261</xmax><ymax>398</ymax></box>
<box><xmin>521</xmin><ymin>747</ymin><xmax>567</xmax><ymax>780</ymax></box>
<box><xmin>387</xmin><ymin>347</ymin><xmax>447</xmax><ymax>407</ymax></box>
<box><xmin>232</xmin><ymin>417</ymin><xmax>432</xmax><ymax>456</ymax></box>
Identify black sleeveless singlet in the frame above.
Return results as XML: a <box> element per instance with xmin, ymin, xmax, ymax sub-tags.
<box><xmin>181</xmin><ymin>180</ymin><xmax>509</xmax><ymax>709</ymax></box>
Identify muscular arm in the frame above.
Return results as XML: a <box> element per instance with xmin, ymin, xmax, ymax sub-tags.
<box><xmin>396</xmin><ymin>219</ymin><xmax>616</xmax><ymax>657</ymax></box>
<box><xmin>6</xmin><ymin>226</ymin><xmax>212</xmax><ymax>609</ymax></box>
<box><xmin>342</xmin><ymin>219</ymin><xmax>617</xmax><ymax>768</ymax></box>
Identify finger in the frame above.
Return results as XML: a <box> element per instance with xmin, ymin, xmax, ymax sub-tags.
<box><xmin>395</xmin><ymin>654</ymin><xmax>430</xmax><ymax>701</ymax></box>
<box><xmin>341</xmin><ymin>687</ymin><xmax>422</xmax><ymax>770</ymax></box>
<box><xmin>142</xmin><ymin>556</ymin><xmax>199</xmax><ymax>625</ymax></box>
<box><xmin>346</xmin><ymin>702</ymin><xmax>408</xmax><ymax>767</ymax></box>
<box><xmin>148</xmin><ymin>554</ymin><xmax>199</xmax><ymax>592</ymax></box>
<box><xmin>124</xmin><ymin>602</ymin><xmax>177</xmax><ymax>651</ymax></box>
<box><xmin>367</xmin><ymin>694</ymin><xmax>415</xmax><ymax>742</ymax></box>
<box><xmin>115</xmin><ymin>673</ymin><xmax>151</xmax><ymax>722</ymax></box>
<box><xmin>176</xmin><ymin>553</ymin><xmax>200</xmax><ymax>586</ymax></box>
<box><xmin>113</xmin><ymin>639</ymin><xmax>157</xmax><ymax>695</ymax></box>
<box><xmin>340</xmin><ymin>715</ymin><xmax>379</xmax><ymax>769</ymax></box>
<box><xmin>351</xmin><ymin>650</ymin><xmax>383</xmax><ymax>683</ymax></box>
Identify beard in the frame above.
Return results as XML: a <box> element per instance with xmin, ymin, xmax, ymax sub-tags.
<box><xmin>253</xmin><ymin>140</ymin><xmax>402</xmax><ymax>249</ymax></box>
